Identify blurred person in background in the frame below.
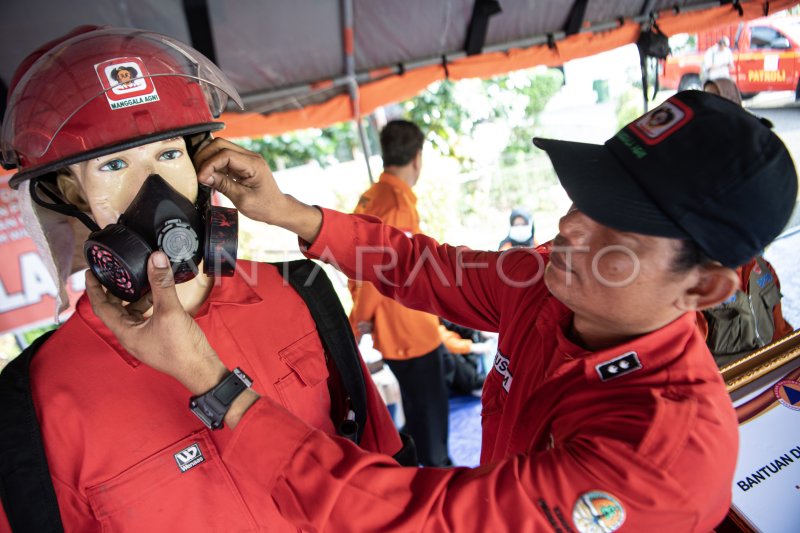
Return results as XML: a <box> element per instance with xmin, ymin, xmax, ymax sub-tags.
<box><xmin>348</xmin><ymin>120</ymin><xmax>452</xmax><ymax>467</ymax></box>
<box><xmin>703</xmin><ymin>36</ymin><xmax>735</xmax><ymax>82</ymax></box>
<box><xmin>498</xmin><ymin>207</ymin><xmax>538</xmax><ymax>250</ymax></box>
<box><xmin>703</xmin><ymin>77</ymin><xmax>743</xmax><ymax>105</ymax></box>
<box><xmin>438</xmin><ymin>318</ymin><xmax>495</xmax><ymax>396</ymax></box>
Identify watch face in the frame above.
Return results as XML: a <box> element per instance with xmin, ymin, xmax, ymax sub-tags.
<box><xmin>189</xmin><ymin>397</ymin><xmax>219</xmax><ymax>429</ymax></box>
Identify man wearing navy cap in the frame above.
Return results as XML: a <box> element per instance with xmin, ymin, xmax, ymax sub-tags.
<box><xmin>89</xmin><ymin>91</ymin><xmax>797</xmax><ymax>532</ymax></box>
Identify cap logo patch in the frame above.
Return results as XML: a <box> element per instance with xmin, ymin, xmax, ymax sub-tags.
<box><xmin>94</xmin><ymin>57</ymin><xmax>160</xmax><ymax>110</ymax></box>
<box><xmin>595</xmin><ymin>351</ymin><xmax>641</xmax><ymax>382</ymax></box>
<box><xmin>629</xmin><ymin>99</ymin><xmax>693</xmax><ymax>145</ymax></box>
<box><xmin>572</xmin><ymin>490</ymin><xmax>625</xmax><ymax>533</ymax></box>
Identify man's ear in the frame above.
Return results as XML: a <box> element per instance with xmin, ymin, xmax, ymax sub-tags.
<box><xmin>677</xmin><ymin>264</ymin><xmax>740</xmax><ymax>311</ymax></box>
<box><xmin>56</xmin><ymin>171</ymin><xmax>91</xmax><ymax>212</ymax></box>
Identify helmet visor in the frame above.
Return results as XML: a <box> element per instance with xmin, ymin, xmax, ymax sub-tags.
<box><xmin>2</xmin><ymin>27</ymin><xmax>244</xmax><ymax>168</ymax></box>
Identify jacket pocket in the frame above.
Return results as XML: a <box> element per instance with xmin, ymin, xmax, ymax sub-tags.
<box><xmin>704</xmin><ymin>298</ymin><xmax>759</xmax><ymax>357</ymax></box>
<box><xmin>86</xmin><ymin>431</ymin><xmax>256</xmax><ymax>533</ymax></box>
<box><xmin>274</xmin><ymin>330</ymin><xmax>335</xmax><ymax>432</ymax></box>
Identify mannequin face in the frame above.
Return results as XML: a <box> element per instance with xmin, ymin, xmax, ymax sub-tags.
<box><xmin>65</xmin><ymin>138</ymin><xmax>197</xmax><ymax>228</ymax></box>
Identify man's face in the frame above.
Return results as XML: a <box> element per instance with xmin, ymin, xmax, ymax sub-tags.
<box><xmin>67</xmin><ymin>138</ymin><xmax>197</xmax><ymax>228</ymax></box>
<box><xmin>544</xmin><ymin>206</ymin><xmax>698</xmax><ymax>337</ymax></box>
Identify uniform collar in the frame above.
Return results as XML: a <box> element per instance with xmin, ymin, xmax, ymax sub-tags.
<box><xmin>76</xmin><ymin>270</ymin><xmax>262</xmax><ymax>367</ymax></box>
<box><xmin>379</xmin><ymin>172</ymin><xmax>417</xmax><ymax>202</ymax></box>
<box><xmin>544</xmin><ymin>302</ymin><xmax>703</xmax><ymax>384</ymax></box>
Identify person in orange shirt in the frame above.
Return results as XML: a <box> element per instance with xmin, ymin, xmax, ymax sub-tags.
<box><xmin>348</xmin><ymin>120</ymin><xmax>452</xmax><ymax>466</ymax></box>
<box><xmin>438</xmin><ymin>319</ymin><xmax>495</xmax><ymax>395</ymax></box>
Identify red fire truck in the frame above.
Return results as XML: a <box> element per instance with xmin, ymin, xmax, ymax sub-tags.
<box><xmin>659</xmin><ymin>16</ymin><xmax>800</xmax><ymax>99</ymax></box>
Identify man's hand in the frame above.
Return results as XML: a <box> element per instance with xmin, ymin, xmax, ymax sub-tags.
<box><xmin>85</xmin><ymin>251</ymin><xmax>228</xmax><ymax>395</ymax></box>
<box><xmin>193</xmin><ymin>138</ymin><xmax>323</xmax><ymax>242</ymax></box>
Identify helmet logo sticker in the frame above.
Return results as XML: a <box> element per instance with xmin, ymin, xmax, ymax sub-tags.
<box><xmin>94</xmin><ymin>57</ymin><xmax>160</xmax><ymax>110</ymax></box>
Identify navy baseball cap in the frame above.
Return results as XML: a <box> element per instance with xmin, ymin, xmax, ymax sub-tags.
<box><xmin>533</xmin><ymin>90</ymin><xmax>797</xmax><ymax>268</ymax></box>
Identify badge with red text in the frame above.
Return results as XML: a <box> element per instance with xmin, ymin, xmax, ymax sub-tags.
<box><xmin>572</xmin><ymin>490</ymin><xmax>626</xmax><ymax>533</ymax></box>
<box><xmin>94</xmin><ymin>57</ymin><xmax>160</xmax><ymax>110</ymax></box>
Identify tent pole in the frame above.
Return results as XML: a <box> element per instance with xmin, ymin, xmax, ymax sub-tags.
<box><xmin>342</xmin><ymin>0</ymin><xmax>374</xmax><ymax>184</ymax></box>
<box><xmin>355</xmin><ymin>119</ymin><xmax>374</xmax><ymax>184</ymax></box>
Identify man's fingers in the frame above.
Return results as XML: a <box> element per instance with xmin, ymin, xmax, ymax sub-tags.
<box><xmin>126</xmin><ymin>292</ymin><xmax>154</xmax><ymax>315</ymax></box>
<box><xmin>85</xmin><ymin>270</ymin><xmax>137</xmax><ymax>329</ymax></box>
<box><xmin>193</xmin><ymin>137</ymin><xmax>248</xmax><ymax>172</ymax></box>
<box><xmin>147</xmin><ymin>252</ymin><xmax>183</xmax><ymax>315</ymax></box>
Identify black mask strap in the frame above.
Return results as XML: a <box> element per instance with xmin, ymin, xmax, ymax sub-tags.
<box><xmin>29</xmin><ymin>178</ymin><xmax>100</xmax><ymax>233</ymax></box>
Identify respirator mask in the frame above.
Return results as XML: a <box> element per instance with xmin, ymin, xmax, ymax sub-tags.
<box><xmin>508</xmin><ymin>224</ymin><xmax>533</xmax><ymax>243</ymax></box>
<box><xmin>30</xmin><ymin>173</ymin><xmax>238</xmax><ymax>302</ymax></box>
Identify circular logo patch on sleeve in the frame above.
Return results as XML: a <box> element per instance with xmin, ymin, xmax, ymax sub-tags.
<box><xmin>572</xmin><ymin>491</ymin><xmax>626</xmax><ymax>533</ymax></box>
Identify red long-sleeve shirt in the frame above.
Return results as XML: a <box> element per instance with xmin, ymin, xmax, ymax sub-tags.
<box><xmin>0</xmin><ymin>260</ymin><xmax>400</xmax><ymax>533</ymax></box>
<box><xmin>219</xmin><ymin>209</ymin><xmax>739</xmax><ymax>532</ymax></box>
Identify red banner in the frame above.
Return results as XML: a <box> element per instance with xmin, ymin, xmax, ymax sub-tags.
<box><xmin>0</xmin><ymin>173</ymin><xmax>82</xmax><ymax>335</ymax></box>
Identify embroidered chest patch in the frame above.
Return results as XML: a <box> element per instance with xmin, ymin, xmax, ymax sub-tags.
<box><xmin>174</xmin><ymin>443</ymin><xmax>205</xmax><ymax>473</ymax></box>
<box><xmin>493</xmin><ymin>351</ymin><xmax>513</xmax><ymax>393</ymax></box>
<box><xmin>572</xmin><ymin>490</ymin><xmax>626</xmax><ymax>532</ymax></box>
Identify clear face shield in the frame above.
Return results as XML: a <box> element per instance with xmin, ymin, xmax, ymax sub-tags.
<box><xmin>1</xmin><ymin>27</ymin><xmax>243</xmax><ymax>182</ymax></box>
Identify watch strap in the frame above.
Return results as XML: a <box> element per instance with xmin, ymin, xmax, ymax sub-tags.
<box><xmin>189</xmin><ymin>367</ymin><xmax>253</xmax><ymax>429</ymax></box>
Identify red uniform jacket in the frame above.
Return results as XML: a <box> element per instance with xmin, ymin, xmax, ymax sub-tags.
<box><xmin>218</xmin><ymin>210</ymin><xmax>739</xmax><ymax>533</ymax></box>
<box><xmin>0</xmin><ymin>260</ymin><xmax>400</xmax><ymax>533</ymax></box>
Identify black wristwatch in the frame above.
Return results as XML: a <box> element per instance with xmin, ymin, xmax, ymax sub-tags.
<box><xmin>189</xmin><ymin>367</ymin><xmax>253</xmax><ymax>430</ymax></box>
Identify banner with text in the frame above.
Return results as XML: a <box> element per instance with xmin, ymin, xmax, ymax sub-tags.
<box><xmin>731</xmin><ymin>364</ymin><xmax>800</xmax><ymax>531</ymax></box>
<box><xmin>0</xmin><ymin>173</ymin><xmax>82</xmax><ymax>335</ymax></box>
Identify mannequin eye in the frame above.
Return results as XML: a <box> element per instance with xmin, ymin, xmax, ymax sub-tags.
<box><xmin>99</xmin><ymin>159</ymin><xmax>128</xmax><ymax>171</ymax></box>
<box><xmin>159</xmin><ymin>149</ymin><xmax>183</xmax><ymax>161</ymax></box>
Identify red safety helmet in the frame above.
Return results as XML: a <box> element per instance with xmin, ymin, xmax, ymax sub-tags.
<box><xmin>2</xmin><ymin>26</ymin><xmax>243</xmax><ymax>189</ymax></box>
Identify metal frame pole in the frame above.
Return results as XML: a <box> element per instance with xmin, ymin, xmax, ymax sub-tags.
<box><xmin>342</xmin><ymin>0</ymin><xmax>374</xmax><ymax>183</ymax></box>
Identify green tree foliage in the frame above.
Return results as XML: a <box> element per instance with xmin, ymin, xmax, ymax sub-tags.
<box><xmin>232</xmin><ymin>69</ymin><xmax>564</xmax><ymax>244</ymax></box>
<box><xmin>494</xmin><ymin>68</ymin><xmax>563</xmax><ymax>165</ymax></box>
<box><xmin>237</xmin><ymin>68</ymin><xmax>563</xmax><ymax>176</ymax></box>
<box><xmin>404</xmin><ymin>80</ymin><xmax>468</xmax><ymax>162</ymax></box>
<box><xmin>402</xmin><ymin>69</ymin><xmax>563</xmax><ymax>169</ymax></box>
<box><xmin>237</xmin><ymin>122</ymin><xmax>364</xmax><ymax>170</ymax></box>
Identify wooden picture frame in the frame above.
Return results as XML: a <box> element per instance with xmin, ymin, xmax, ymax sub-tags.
<box><xmin>715</xmin><ymin>330</ymin><xmax>800</xmax><ymax>532</ymax></box>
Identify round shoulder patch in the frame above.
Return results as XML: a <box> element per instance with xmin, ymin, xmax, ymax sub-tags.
<box><xmin>572</xmin><ymin>490</ymin><xmax>626</xmax><ymax>533</ymax></box>
<box><xmin>774</xmin><ymin>380</ymin><xmax>800</xmax><ymax>411</ymax></box>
